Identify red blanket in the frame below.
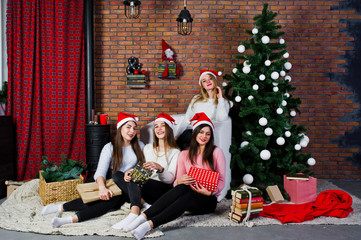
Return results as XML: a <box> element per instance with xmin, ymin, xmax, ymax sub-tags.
<box><xmin>259</xmin><ymin>190</ymin><xmax>353</xmax><ymax>223</ymax></box>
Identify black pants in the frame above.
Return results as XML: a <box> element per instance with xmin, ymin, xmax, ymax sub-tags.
<box><xmin>112</xmin><ymin>171</ymin><xmax>142</xmax><ymax>209</ymax></box>
<box><xmin>63</xmin><ymin>195</ymin><xmax>125</xmax><ymax>222</ymax></box>
<box><xmin>144</xmin><ymin>184</ymin><xmax>218</xmax><ymax>228</ymax></box>
<box><xmin>141</xmin><ymin>179</ymin><xmax>173</xmax><ymax>204</ymax></box>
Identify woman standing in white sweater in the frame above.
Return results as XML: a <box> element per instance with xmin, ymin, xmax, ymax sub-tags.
<box><xmin>111</xmin><ymin>113</ymin><xmax>180</xmax><ymax>231</ymax></box>
<box><xmin>175</xmin><ymin>70</ymin><xmax>232</xmax><ymax>150</ymax></box>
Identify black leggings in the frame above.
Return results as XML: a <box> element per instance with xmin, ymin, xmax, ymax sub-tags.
<box><xmin>141</xmin><ymin>179</ymin><xmax>173</xmax><ymax>204</ymax></box>
<box><xmin>63</xmin><ymin>195</ymin><xmax>125</xmax><ymax>222</ymax></box>
<box><xmin>144</xmin><ymin>184</ymin><xmax>218</xmax><ymax>228</ymax></box>
<box><xmin>112</xmin><ymin>171</ymin><xmax>142</xmax><ymax>209</ymax></box>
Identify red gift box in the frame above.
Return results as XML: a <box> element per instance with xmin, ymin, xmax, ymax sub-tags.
<box><xmin>283</xmin><ymin>175</ymin><xmax>317</xmax><ymax>204</ymax></box>
<box><xmin>188</xmin><ymin>167</ymin><xmax>220</xmax><ymax>192</ymax></box>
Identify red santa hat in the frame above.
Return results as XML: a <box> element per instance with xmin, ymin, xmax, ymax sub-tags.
<box><xmin>117</xmin><ymin>112</ymin><xmax>139</xmax><ymax>129</ymax></box>
<box><xmin>199</xmin><ymin>70</ymin><xmax>222</xmax><ymax>86</ymax></box>
<box><xmin>154</xmin><ymin>113</ymin><xmax>176</xmax><ymax>130</ymax></box>
<box><xmin>189</xmin><ymin>112</ymin><xmax>215</xmax><ymax>133</ymax></box>
<box><xmin>162</xmin><ymin>39</ymin><xmax>175</xmax><ymax>61</ymax></box>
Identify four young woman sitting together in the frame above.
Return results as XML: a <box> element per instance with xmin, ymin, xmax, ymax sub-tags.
<box><xmin>41</xmin><ymin>70</ymin><xmax>231</xmax><ymax>240</ymax></box>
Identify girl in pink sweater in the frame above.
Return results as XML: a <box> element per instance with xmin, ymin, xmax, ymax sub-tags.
<box><xmin>123</xmin><ymin>113</ymin><xmax>226</xmax><ymax>240</ymax></box>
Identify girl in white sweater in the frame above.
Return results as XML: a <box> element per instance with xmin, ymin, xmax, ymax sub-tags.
<box><xmin>111</xmin><ymin>113</ymin><xmax>180</xmax><ymax>231</ymax></box>
<box><xmin>175</xmin><ymin>70</ymin><xmax>232</xmax><ymax>150</ymax></box>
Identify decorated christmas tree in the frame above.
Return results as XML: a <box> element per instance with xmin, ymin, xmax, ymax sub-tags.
<box><xmin>224</xmin><ymin>3</ymin><xmax>316</xmax><ymax>191</ymax></box>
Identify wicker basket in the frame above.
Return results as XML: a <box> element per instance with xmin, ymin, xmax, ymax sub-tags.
<box><xmin>39</xmin><ymin>171</ymin><xmax>84</xmax><ymax>205</ymax></box>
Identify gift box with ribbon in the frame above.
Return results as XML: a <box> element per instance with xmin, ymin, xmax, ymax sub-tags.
<box><xmin>188</xmin><ymin>167</ymin><xmax>219</xmax><ymax>192</ymax></box>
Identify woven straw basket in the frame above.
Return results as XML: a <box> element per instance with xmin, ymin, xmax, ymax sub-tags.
<box><xmin>39</xmin><ymin>171</ymin><xmax>84</xmax><ymax>205</ymax></box>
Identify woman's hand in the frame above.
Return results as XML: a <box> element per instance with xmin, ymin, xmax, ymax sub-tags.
<box><xmin>216</xmin><ymin>86</ymin><xmax>223</xmax><ymax>99</ymax></box>
<box><xmin>177</xmin><ymin>174</ymin><xmax>194</xmax><ymax>185</ymax></box>
<box><xmin>124</xmin><ymin>169</ymin><xmax>133</xmax><ymax>182</ymax></box>
<box><xmin>98</xmin><ymin>185</ymin><xmax>113</xmax><ymax>200</ymax></box>
<box><xmin>190</xmin><ymin>182</ymin><xmax>212</xmax><ymax>196</ymax></box>
<box><xmin>143</xmin><ymin>162</ymin><xmax>163</xmax><ymax>173</ymax></box>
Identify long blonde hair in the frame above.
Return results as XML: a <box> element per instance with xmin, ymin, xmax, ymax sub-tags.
<box><xmin>192</xmin><ymin>73</ymin><xmax>231</xmax><ymax>108</ymax></box>
<box><xmin>111</xmin><ymin>121</ymin><xmax>145</xmax><ymax>174</ymax></box>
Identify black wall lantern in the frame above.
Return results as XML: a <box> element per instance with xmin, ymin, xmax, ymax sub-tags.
<box><xmin>176</xmin><ymin>0</ymin><xmax>193</xmax><ymax>35</ymax></box>
<box><xmin>124</xmin><ymin>0</ymin><xmax>141</xmax><ymax>19</ymax></box>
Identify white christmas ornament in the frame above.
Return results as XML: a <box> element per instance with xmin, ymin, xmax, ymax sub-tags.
<box><xmin>273</xmin><ymin>87</ymin><xmax>279</xmax><ymax>92</ymax></box>
<box><xmin>243</xmin><ymin>61</ymin><xmax>251</xmax><ymax>67</ymax></box>
<box><xmin>285</xmin><ymin>75</ymin><xmax>292</xmax><ymax>82</ymax></box>
<box><xmin>259</xmin><ymin>74</ymin><xmax>266</xmax><ymax>81</ymax></box>
<box><xmin>284</xmin><ymin>62</ymin><xmax>292</xmax><ymax>70</ymax></box>
<box><xmin>222</xmin><ymin>82</ymin><xmax>227</xmax><ymax>87</ymax></box>
<box><xmin>290</xmin><ymin>110</ymin><xmax>296</xmax><ymax>117</ymax></box>
<box><xmin>235</xmin><ymin>96</ymin><xmax>242</xmax><ymax>102</ymax></box>
<box><xmin>265</xmin><ymin>60</ymin><xmax>271</xmax><ymax>66</ymax></box>
<box><xmin>282</xmin><ymin>100</ymin><xmax>287</xmax><ymax>106</ymax></box>
<box><xmin>252</xmin><ymin>84</ymin><xmax>259</xmax><ymax>90</ymax></box>
<box><xmin>276</xmin><ymin>137</ymin><xmax>285</xmax><ymax>145</ymax></box>
<box><xmin>279</xmin><ymin>38</ymin><xmax>285</xmax><ymax>44</ymax></box>
<box><xmin>285</xmin><ymin>131</ymin><xmax>291</xmax><ymax>137</ymax></box>
<box><xmin>294</xmin><ymin>144</ymin><xmax>301</xmax><ymax>150</ymax></box>
<box><xmin>264</xmin><ymin>127</ymin><xmax>273</xmax><ymax>136</ymax></box>
<box><xmin>260</xmin><ymin>149</ymin><xmax>271</xmax><ymax>160</ymax></box>
<box><xmin>232</xmin><ymin>68</ymin><xmax>238</xmax><ymax>74</ymax></box>
<box><xmin>261</xmin><ymin>35</ymin><xmax>270</xmax><ymax>44</ymax></box>
<box><xmin>272</xmin><ymin>82</ymin><xmax>278</xmax><ymax>86</ymax></box>
<box><xmin>307</xmin><ymin>158</ymin><xmax>316</xmax><ymax>166</ymax></box>
<box><xmin>248</xmin><ymin>95</ymin><xmax>254</xmax><ymax>100</ymax></box>
<box><xmin>283</xmin><ymin>52</ymin><xmax>289</xmax><ymax>58</ymax></box>
<box><xmin>243</xmin><ymin>66</ymin><xmax>251</xmax><ymax>74</ymax></box>
<box><xmin>300</xmin><ymin>135</ymin><xmax>310</xmax><ymax>147</ymax></box>
<box><xmin>271</xmin><ymin>71</ymin><xmax>279</xmax><ymax>80</ymax></box>
<box><xmin>246</xmin><ymin>131</ymin><xmax>252</xmax><ymax>135</ymax></box>
<box><xmin>259</xmin><ymin>117</ymin><xmax>268</xmax><ymax>126</ymax></box>
<box><xmin>243</xmin><ymin>174</ymin><xmax>254</xmax><ymax>185</ymax></box>
<box><xmin>240</xmin><ymin>141</ymin><xmax>249</xmax><ymax>148</ymax></box>
<box><xmin>252</xmin><ymin>28</ymin><xmax>258</xmax><ymax>34</ymax></box>
<box><xmin>276</xmin><ymin>107</ymin><xmax>283</xmax><ymax>114</ymax></box>
<box><xmin>280</xmin><ymin>70</ymin><xmax>286</xmax><ymax>77</ymax></box>
<box><xmin>284</xmin><ymin>93</ymin><xmax>290</xmax><ymax>98</ymax></box>
<box><xmin>237</xmin><ymin>45</ymin><xmax>245</xmax><ymax>53</ymax></box>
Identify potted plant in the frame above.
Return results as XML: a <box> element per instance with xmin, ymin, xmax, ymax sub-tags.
<box><xmin>38</xmin><ymin>154</ymin><xmax>87</xmax><ymax>205</ymax></box>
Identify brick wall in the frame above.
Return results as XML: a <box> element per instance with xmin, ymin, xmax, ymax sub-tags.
<box><xmin>94</xmin><ymin>0</ymin><xmax>361</xmax><ymax>179</ymax></box>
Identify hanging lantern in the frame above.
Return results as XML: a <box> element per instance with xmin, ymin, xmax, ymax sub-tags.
<box><xmin>124</xmin><ymin>0</ymin><xmax>141</xmax><ymax>19</ymax></box>
<box><xmin>176</xmin><ymin>0</ymin><xmax>193</xmax><ymax>36</ymax></box>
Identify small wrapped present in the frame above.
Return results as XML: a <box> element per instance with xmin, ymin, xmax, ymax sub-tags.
<box><xmin>130</xmin><ymin>162</ymin><xmax>153</xmax><ymax>187</ymax></box>
<box><xmin>283</xmin><ymin>175</ymin><xmax>317</xmax><ymax>204</ymax></box>
<box><xmin>188</xmin><ymin>167</ymin><xmax>219</xmax><ymax>192</ymax></box>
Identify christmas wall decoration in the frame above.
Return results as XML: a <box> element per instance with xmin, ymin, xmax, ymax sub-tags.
<box><xmin>224</xmin><ymin>3</ymin><xmax>315</xmax><ymax>192</ymax></box>
<box><xmin>158</xmin><ymin>39</ymin><xmax>180</xmax><ymax>79</ymax></box>
<box><xmin>126</xmin><ymin>56</ymin><xmax>146</xmax><ymax>89</ymax></box>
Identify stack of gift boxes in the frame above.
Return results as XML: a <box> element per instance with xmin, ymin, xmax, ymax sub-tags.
<box><xmin>229</xmin><ymin>187</ymin><xmax>263</xmax><ymax>223</ymax></box>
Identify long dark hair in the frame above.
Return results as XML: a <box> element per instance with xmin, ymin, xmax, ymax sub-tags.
<box><xmin>111</xmin><ymin>121</ymin><xmax>145</xmax><ymax>174</ymax></box>
<box><xmin>188</xmin><ymin>124</ymin><xmax>216</xmax><ymax>171</ymax></box>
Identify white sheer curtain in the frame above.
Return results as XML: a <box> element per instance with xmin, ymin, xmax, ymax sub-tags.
<box><xmin>0</xmin><ymin>0</ymin><xmax>8</xmax><ymax>115</ymax></box>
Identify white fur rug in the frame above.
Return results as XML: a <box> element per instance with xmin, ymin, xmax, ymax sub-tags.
<box><xmin>0</xmin><ymin>179</ymin><xmax>360</xmax><ymax>238</ymax></box>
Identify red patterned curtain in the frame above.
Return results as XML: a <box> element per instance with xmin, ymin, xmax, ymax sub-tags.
<box><xmin>6</xmin><ymin>0</ymin><xmax>86</xmax><ymax>180</ymax></box>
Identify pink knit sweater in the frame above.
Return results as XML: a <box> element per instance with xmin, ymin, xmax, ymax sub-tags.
<box><xmin>174</xmin><ymin>147</ymin><xmax>226</xmax><ymax>197</ymax></box>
